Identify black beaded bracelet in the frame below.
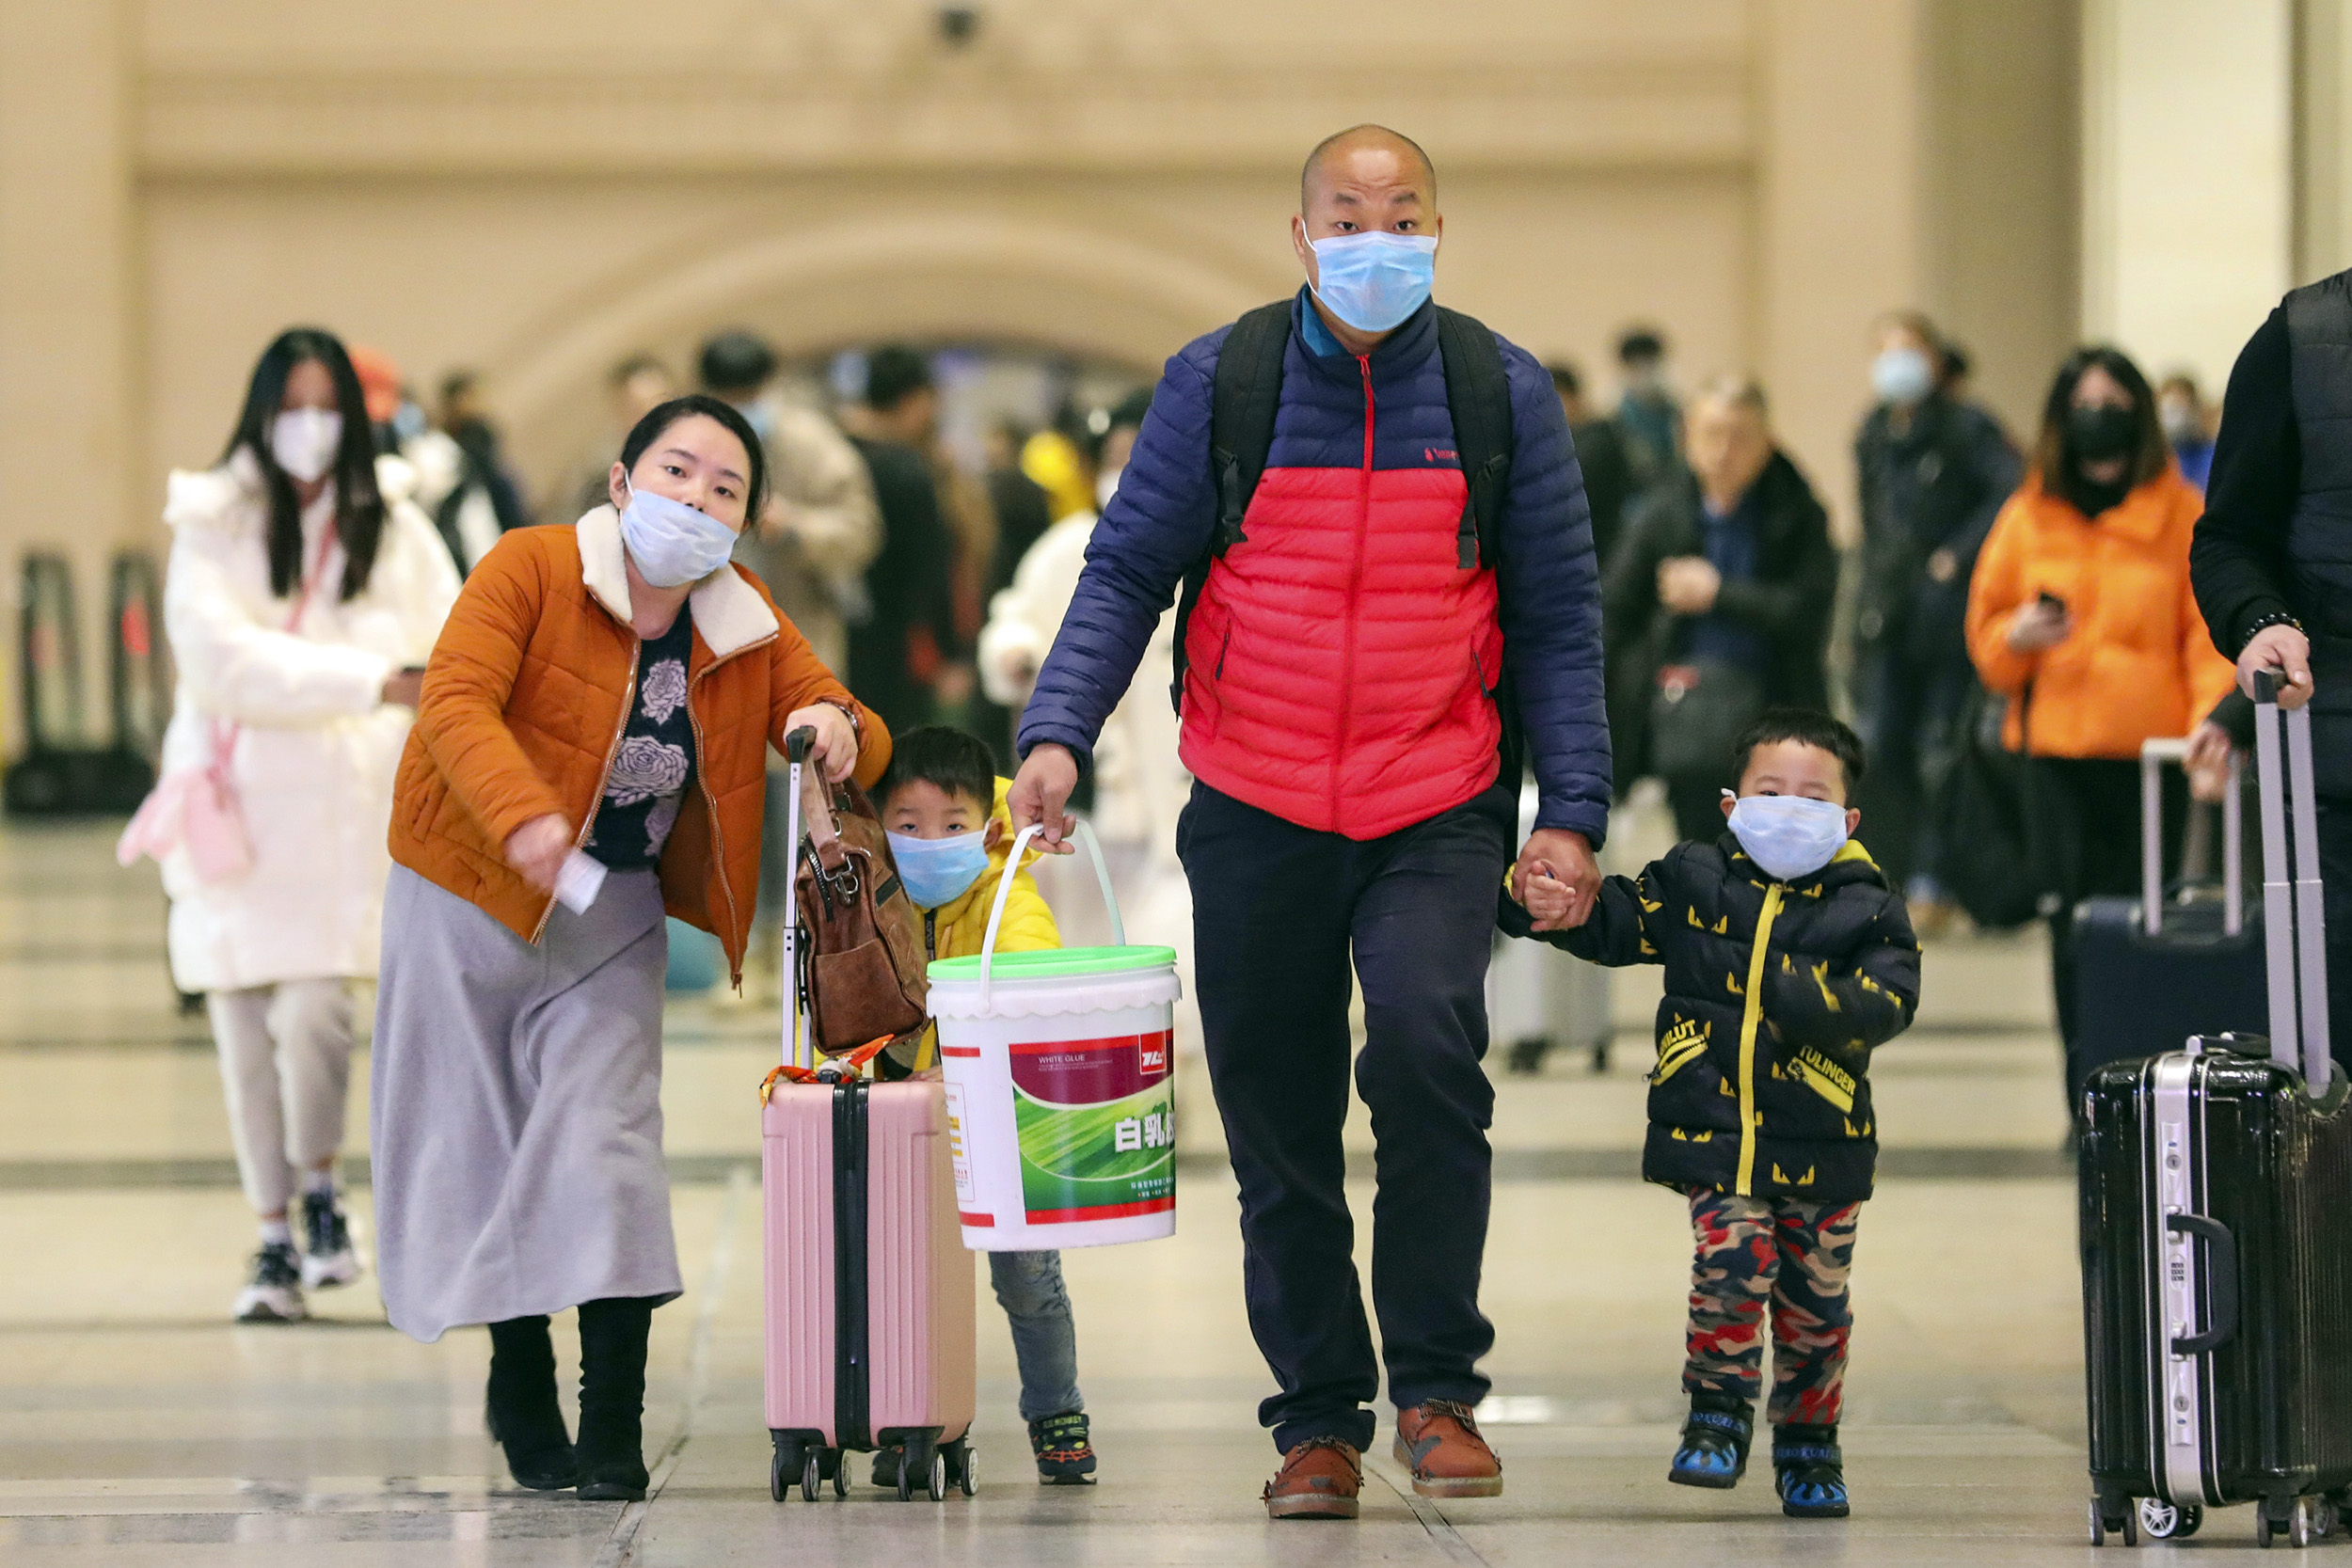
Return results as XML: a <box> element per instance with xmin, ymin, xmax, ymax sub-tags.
<box><xmin>2240</xmin><ymin>610</ymin><xmax>2305</xmax><ymax>651</ymax></box>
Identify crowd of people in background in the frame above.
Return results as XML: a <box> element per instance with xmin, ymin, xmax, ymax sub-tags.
<box><xmin>255</xmin><ymin>309</ymin><xmax>2250</xmax><ymax>1057</ymax></box>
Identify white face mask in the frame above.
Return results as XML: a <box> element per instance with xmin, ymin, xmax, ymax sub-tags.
<box><xmin>1724</xmin><ymin>793</ymin><xmax>1851</xmax><ymax>882</ymax></box>
<box><xmin>269</xmin><ymin>407</ymin><xmax>344</xmax><ymax>483</ymax></box>
<box><xmin>618</xmin><ymin>478</ymin><xmax>740</xmax><ymax>588</ymax></box>
<box><xmin>1094</xmin><ymin>465</ymin><xmax>1123</xmax><ymax>513</ymax></box>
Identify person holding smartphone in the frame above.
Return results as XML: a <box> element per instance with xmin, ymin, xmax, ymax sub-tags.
<box><xmin>1965</xmin><ymin>345</ymin><xmax>2235</xmax><ymax>1088</ymax></box>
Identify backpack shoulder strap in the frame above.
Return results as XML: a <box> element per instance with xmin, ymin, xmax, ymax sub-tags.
<box><xmin>1206</xmin><ymin>300</ymin><xmax>1293</xmax><ymax>558</ymax></box>
<box><xmin>1435</xmin><ymin>306</ymin><xmax>1515</xmax><ymax>570</ymax></box>
<box><xmin>1171</xmin><ymin>301</ymin><xmax>1292</xmax><ymax>712</ymax></box>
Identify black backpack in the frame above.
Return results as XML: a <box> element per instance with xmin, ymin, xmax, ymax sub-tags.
<box><xmin>1168</xmin><ymin>300</ymin><xmax>1518</xmax><ymax>717</ymax></box>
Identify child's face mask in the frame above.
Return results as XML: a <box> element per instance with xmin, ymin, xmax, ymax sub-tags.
<box><xmin>1724</xmin><ymin>793</ymin><xmax>1849</xmax><ymax>882</ymax></box>
<box><xmin>886</xmin><ymin>830</ymin><xmax>991</xmax><ymax>910</ymax></box>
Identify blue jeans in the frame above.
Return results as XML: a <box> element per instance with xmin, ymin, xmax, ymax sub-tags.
<box><xmin>990</xmin><ymin>1250</ymin><xmax>1082</xmax><ymax>1421</ymax></box>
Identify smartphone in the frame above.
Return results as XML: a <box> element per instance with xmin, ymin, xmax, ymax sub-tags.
<box><xmin>2035</xmin><ymin>591</ymin><xmax>2067</xmax><ymax>613</ymax></box>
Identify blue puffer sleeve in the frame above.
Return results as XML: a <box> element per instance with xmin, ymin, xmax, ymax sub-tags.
<box><xmin>1015</xmin><ymin>328</ymin><xmax>1227</xmax><ymax>768</ymax></box>
<box><xmin>1492</xmin><ymin>337</ymin><xmax>1613</xmax><ymax>846</ymax></box>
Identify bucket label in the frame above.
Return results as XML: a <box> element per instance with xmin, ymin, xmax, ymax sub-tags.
<box><xmin>1009</xmin><ymin>1030</ymin><xmax>1176</xmax><ymax>1224</ymax></box>
<box><xmin>943</xmin><ymin>1080</ymin><xmax>977</xmax><ymax>1205</ymax></box>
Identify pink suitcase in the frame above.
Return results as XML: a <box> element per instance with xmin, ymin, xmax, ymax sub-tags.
<box><xmin>764</xmin><ymin>728</ymin><xmax>976</xmax><ymax>1503</ymax></box>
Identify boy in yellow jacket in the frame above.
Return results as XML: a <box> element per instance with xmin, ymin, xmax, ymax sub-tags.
<box><xmin>880</xmin><ymin>726</ymin><xmax>1095</xmax><ymax>1484</ymax></box>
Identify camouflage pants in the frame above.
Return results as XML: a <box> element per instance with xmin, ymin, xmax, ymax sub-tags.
<box><xmin>1684</xmin><ymin>1187</ymin><xmax>1860</xmax><ymax>1425</ymax></box>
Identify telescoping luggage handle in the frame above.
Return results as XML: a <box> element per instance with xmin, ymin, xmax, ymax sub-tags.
<box><xmin>783</xmin><ymin>725</ymin><xmax>816</xmax><ymax>1073</ymax></box>
<box><xmin>977</xmin><ymin>821</ymin><xmax>1123</xmax><ymax>1010</ymax></box>
<box><xmin>2251</xmin><ymin>671</ymin><xmax>2332</xmax><ymax>1094</ymax></box>
<box><xmin>2137</xmin><ymin>737</ymin><xmax>2242</xmax><ymax>938</ymax></box>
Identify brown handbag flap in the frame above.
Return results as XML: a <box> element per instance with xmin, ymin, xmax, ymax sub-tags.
<box><xmin>793</xmin><ymin>780</ymin><xmax>930</xmax><ymax>1057</ymax></box>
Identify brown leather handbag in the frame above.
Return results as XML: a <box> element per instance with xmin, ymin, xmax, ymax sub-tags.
<box><xmin>792</xmin><ymin>767</ymin><xmax>930</xmax><ymax>1062</ymax></box>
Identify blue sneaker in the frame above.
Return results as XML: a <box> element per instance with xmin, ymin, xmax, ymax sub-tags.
<box><xmin>1773</xmin><ymin>1423</ymin><xmax>1849</xmax><ymax>1517</ymax></box>
<box><xmin>1669</xmin><ymin>1395</ymin><xmax>1753</xmax><ymax>1489</ymax></box>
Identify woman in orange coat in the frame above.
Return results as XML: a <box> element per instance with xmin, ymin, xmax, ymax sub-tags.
<box><xmin>1965</xmin><ymin>346</ymin><xmax>2234</xmax><ymax>1093</ymax></box>
<box><xmin>369</xmin><ymin>394</ymin><xmax>888</xmax><ymax>1500</ymax></box>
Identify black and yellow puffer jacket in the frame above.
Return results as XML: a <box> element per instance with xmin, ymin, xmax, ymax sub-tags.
<box><xmin>1502</xmin><ymin>834</ymin><xmax>1920</xmax><ymax>1203</ymax></box>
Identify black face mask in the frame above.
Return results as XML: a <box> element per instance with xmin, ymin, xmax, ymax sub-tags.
<box><xmin>2067</xmin><ymin>403</ymin><xmax>2139</xmax><ymax>464</ymax></box>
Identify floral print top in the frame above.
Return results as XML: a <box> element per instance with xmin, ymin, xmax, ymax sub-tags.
<box><xmin>585</xmin><ymin>608</ymin><xmax>696</xmax><ymax>870</ymax></box>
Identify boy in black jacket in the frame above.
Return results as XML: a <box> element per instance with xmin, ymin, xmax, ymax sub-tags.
<box><xmin>1506</xmin><ymin>709</ymin><xmax>1920</xmax><ymax>1518</ymax></box>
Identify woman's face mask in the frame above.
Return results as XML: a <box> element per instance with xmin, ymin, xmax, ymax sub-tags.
<box><xmin>2068</xmin><ymin>403</ymin><xmax>2139</xmax><ymax>465</ymax></box>
<box><xmin>270</xmin><ymin>407</ymin><xmax>343</xmax><ymax>483</ymax></box>
<box><xmin>886</xmin><ymin>829</ymin><xmax>992</xmax><ymax>910</ymax></box>
<box><xmin>617</xmin><ymin>478</ymin><xmax>739</xmax><ymax>588</ymax></box>
<box><xmin>1870</xmin><ymin>346</ymin><xmax>1933</xmax><ymax>407</ymax></box>
<box><xmin>1308</xmin><ymin>231</ymin><xmax>1439</xmax><ymax>334</ymax></box>
<box><xmin>1724</xmin><ymin>792</ymin><xmax>1851</xmax><ymax>882</ymax></box>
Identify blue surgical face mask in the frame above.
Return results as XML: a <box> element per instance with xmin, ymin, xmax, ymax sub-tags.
<box><xmin>1309</xmin><ymin>231</ymin><xmax>1438</xmax><ymax>334</ymax></box>
<box><xmin>887</xmin><ymin>829</ymin><xmax>992</xmax><ymax>910</ymax></box>
<box><xmin>1871</xmin><ymin>346</ymin><xmax>1934</xmax><ymax>407</ymax></box>
<box><xmin>618</xmin><ymin>479</ymin><xmax>739</xmax><ymax>588</ymax></box>
<box><xmin>1724</xmin><ymin>793</ymin><xmax>1851</xmax><ymax>882</ymax></box>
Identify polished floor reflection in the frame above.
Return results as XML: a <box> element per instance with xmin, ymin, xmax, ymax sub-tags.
<box><xmin>2</xmin><ymin>816</ymin><xmax>2113</xmax><ymax>1564</ymax></box>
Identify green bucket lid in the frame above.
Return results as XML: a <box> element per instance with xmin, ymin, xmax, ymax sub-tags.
<box><xmin>928</xmin><ymin>944</ymin><xmax>1177</xmax><ymax>983</ymax></box>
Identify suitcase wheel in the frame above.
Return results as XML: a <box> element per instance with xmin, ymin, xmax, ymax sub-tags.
<box><xmin>945</xmin><ymin>1438</ymin><xmax>976</xmax><ymax>1497</ymax></box>
<box><xmin>2089</xmin><ymin>1497</ymin><xmax>2136</xmax><ymax>1547</ymax></box>
<box><xmin>2137</xmin><ymin>1497</ymin><xmax>2200</xmax><ymax>1541</ymax></box>
<box><xmin>926</xmin><ymin>1447</ymin><xmax>948</xmax><ymax>1502</ymax></box>
<box><xmin>833</xmin><ymin>1453</ymin><xmax>850</xmax><ymax>1499</ymax></box>
<box><xmin>771</xmin><ymin>1444</ymin><xmax>792</xmax><ymax>1502</ymax></box>
<box><xmin>802</xmin><ymin>1449</ymin><xmax>823</xmax><ymax>1502</ymax></box>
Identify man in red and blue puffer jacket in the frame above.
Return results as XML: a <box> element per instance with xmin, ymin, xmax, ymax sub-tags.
<box><xmin>1007</xmin><ymin>124</ymin><xmax>1612</xmax><ymax>1519</ymax></box>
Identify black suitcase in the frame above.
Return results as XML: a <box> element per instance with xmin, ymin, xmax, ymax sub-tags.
<box><xmin>2079</xmin><ymin>675</ymin><xmax>2352</xmax><ymax>1548</ymax></box>
<box><xmin>2069</xmin><ymin>739</ymin><xmax>2265</xmax><ymax>1104</ymax></box>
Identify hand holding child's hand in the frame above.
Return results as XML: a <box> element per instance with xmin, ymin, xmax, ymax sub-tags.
<box><xmin>1519</xmin><ymin>868</ymin><xmax>1581</xmax><ymax>927</ymax></box>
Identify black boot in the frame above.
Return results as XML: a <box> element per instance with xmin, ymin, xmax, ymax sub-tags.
<box><xmin>575</xmin><ymin>1297</ymin><xmax>654</xmax><ymax>1501</ymax></box>
<box><xmin>485</xmin><ymin>1315</ymin><xmax>577</xmax><ymax>1491</ymax></box>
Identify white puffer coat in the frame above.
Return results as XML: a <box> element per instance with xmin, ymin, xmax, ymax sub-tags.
<box><xmin>158</xmin><ymin>447</ymin><xmax>460</xmax><ymax>992</ymax></box>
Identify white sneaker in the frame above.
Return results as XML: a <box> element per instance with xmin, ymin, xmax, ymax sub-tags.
<box><xmin>233</xmin><ymin>1242</ymin><xmax>308</xmax><ymax>1323</ymax></box>
<box><xmin>300</xmin><ymin>1191</ymin><xmax>362</xmax><ymax>1290</ymax></box>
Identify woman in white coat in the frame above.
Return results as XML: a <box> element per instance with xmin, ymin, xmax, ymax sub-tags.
<box><xmin>151</xmin><ymin>328</ymin><xmax>459</xmax><ymax>1322</ymax></box>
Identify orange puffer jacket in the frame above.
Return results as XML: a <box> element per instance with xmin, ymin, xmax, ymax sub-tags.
<box><xmin>1965</xmin><ymin>468</ymin><xmax>2235</xmax><ymax>759</ymax></box>
<box><xmin>389</xmin><ymin>505</ymin><xmax>889</xmax><ymax>981</ymax></box>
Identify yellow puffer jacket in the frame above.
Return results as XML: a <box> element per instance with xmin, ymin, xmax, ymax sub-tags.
<box><xmin>907</xmin><ymin>778</ymin><xmax>1060</xmax><ymax>1066</ymax></box>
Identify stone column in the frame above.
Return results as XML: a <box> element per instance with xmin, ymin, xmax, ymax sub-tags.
<box><xmin>0</xmin><ymin>0</ymin><xmax>138</xmax><ymax>751</ymax></box>
<box><xmin>1756</xmin><ymin>0</ymin><xmax>1929</xmax><ymax>547</ymax></box>
<box><xmin>2081</xmin><ymin>0</ymin><xmax>2292</xmax><ymax>392</ymax></box>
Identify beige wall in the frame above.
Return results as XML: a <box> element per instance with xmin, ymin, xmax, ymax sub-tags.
<box><xmin>0</xmin><ymin>0</ymin><xmax>2085</xmax><ymax>752</ymax></box>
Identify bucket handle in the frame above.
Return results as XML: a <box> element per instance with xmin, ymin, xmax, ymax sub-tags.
<box><xmin>980</xmin><ymin>820</ymin><xmax>1123</xmax><ymax>1008</ymax></box>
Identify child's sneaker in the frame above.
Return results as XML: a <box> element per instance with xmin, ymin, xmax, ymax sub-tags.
<box><xmin>1668</xmin><ymin>1393</ymin><xmax>1752</xmax><ymax>1488</ymax></box>
<box><xmin>1773</xmin><ymin>1422</ymin><xmax>1849</xmax><ymax>1517</ymax></box>
<box><xmin>1029</xmin><ymin>1411</ymin><xmax>1097</xmax><ymax>1484</ymax></box>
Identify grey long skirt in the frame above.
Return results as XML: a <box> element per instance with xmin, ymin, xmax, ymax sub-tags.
<box><xmin>371</xmin><ymin>863</ymin><xmax>681</xmax><ymax>1343</ymax></box>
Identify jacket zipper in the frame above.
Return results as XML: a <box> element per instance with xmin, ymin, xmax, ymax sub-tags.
<box><xmin>1733</xmin><ymin>883</ymin><xmax>1785</xmax><ymax>1196</ymax></box>
<box><xmin>531</xmin><ymin>656</ymin><xmax>638</xmax><ymax>943</ymax></box>
<box><xmin>1328</xmin><ymin>353</ymin><xmax>1377</xmax><ymax>819</ymax></box>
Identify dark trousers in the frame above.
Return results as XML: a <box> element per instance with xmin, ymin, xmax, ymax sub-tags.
<box><xmin>1177</xmin><ymin>782</ymin><xmax>1511</xmax><ymax>1453</ymax></box>
<box><xmin>2038</xmin><ymin>758</ymin><xmax>2148</xmax><ymax>1062</ymax></box>
<box><xmin>1851</xmin><ymin>642</ymin><xmax>1974</xmax><ymax>896</ymax></box>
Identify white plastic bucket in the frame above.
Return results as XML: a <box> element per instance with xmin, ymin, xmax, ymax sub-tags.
<box><xmin>930</xmin><ymin>822</ymin><xmax>1182</xmax><ymax>1251</ymax></box>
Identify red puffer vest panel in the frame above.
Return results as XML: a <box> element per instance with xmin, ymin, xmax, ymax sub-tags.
<box><xmin>1179</xmin><ymin>330</ymin><xmax>1503</xmax><ymax>839</ymax></box>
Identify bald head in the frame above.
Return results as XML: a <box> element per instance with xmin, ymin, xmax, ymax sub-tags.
<box><xmin>1300</xmin><ymin>124</ymin><xmax>1437</xmax><ymax>212</ymax></box>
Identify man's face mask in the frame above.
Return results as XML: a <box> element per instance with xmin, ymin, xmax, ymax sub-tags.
<box><xmin>1308</xmin><ymin>231</ymin><xmax>1438</xmax><ymax>335</ymax></box>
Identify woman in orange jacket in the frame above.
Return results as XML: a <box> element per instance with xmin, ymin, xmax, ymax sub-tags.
<box><xmin>368</xmin><ymin>394</ymin><xmax>889</xmax><ymax>1500</ymax></box>
<box><xmin>1965</xmin><ymin>345</ymin><xmax>2234</xmax><ymax>1088</ymax></box>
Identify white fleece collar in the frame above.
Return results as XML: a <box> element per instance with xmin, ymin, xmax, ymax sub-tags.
<box><xmin>575</xmin><ymin>504</ymin><xmax>779</xmax><ymax>660</ymax></box>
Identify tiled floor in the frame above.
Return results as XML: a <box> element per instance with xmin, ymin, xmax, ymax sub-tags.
<box><xmin>2</xmin><ymin>816</ymin><xmax>2139</xmax><ymax>1563</ymax></box>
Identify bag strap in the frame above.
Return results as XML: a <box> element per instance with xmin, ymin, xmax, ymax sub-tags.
<box><xmin>1433</xmin><ymin>305</ymin><xmax>1515</xmax><ymax>570</ymax></box>
<box><xmin>1170</xmin><ymin>300</ymin><xmax>1291</xmax><ymax>712</ymax></box>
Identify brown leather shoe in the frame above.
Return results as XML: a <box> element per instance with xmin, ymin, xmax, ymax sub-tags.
<box><xmin>1263</xmin><ymin>1436</ymin><xmax>1361</xmax><ymax>1519</ymax></box>
<box><xmin>1392</xmin><ymin>1399</ymin><xmax>1502</xmax><ymax>1497</ymax></box>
